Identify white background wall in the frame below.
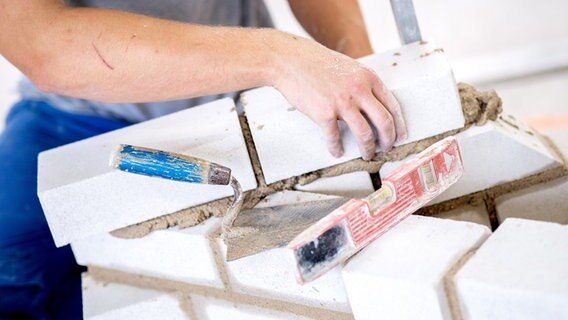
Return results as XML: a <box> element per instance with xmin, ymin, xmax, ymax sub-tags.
<box><xmin>1</xmin><ymin>0</ymin><xmax>567</xmax><ymax>133</ymax></box>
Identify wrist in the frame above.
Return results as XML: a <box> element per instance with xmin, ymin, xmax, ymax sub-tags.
<box><xmin>254</xmin><ymin>29</ymin><xmax>295</xmax><ymax>89</ymax></box>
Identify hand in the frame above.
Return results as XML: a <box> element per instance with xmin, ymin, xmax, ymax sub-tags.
<box><xmin>272</xmin><ymin>34</ymin><xmax>407</xmax><ymax>160</ymax></box>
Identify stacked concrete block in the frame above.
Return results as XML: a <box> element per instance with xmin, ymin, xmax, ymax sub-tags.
<box><xmin>496</xmin><ymin>177</ymin><xmax>568</xmax><ymax>224</ymax></box>
<box><xmin>242</xmin><ymin>41</ymin><xmax>465</xmax><ymax>184</ymax></box>
<box><xmin>72</xmin><ymin>218</ymin><xmax>223</xmax><ymax>288</ymax></box>
<box><xmin>454</xmin><ymin>218</ymin><xmax>568</xmax><ymax>319</ymax></box>
<box><xmin>254</xmin><ymin>190</ymin><xmax>339</xmax><ymax>208</ymax></box>
<box><xmin>82</xmin><ymin>274</ymin><xmax>188</xmax><ymax>320</ymax></box>
<box><xmin>38</xmin><ymin>98</ymin><xmax>257</xmax><ymax>247</ymax></box>
<box><xmin>294</xmin><ymin>171</ymin><xmax>375</xmax><ymax>198</ymax></box>
<box><xmin>342</xmin><ymin>216</ymin><xmax>491</xmax><ymax>320</ymax></box>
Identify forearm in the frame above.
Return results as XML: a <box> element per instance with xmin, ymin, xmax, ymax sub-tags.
<box><xmin>288</xmin><ymin>0</ymin><xmax>373</xmax><ymax>58</ymax></box>
<box><xmin>1</xmin><ymin>3</ymin><xmax>284</xmax><ymax>103</ymax></box>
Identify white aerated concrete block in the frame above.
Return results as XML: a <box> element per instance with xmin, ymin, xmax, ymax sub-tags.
<box><xmin>294</xmin><ymin>171</ymin><xmax>375</xmax><ymax>198</ymax></box>
<box><xmin>82</xmin><ymin>274</ymin><xmax>188</xmax><ymax>320</ymax></box>
<box><xmin>454</xmin><ymin>218</ymin><xmax>568</xmax><ymax>320</ymax></box>
<box><xmin>342</xmin><ymin>216</ymin><xmax>490</xmax><ymax>320</ymax></box>
<box><xmin>496</xmin><ymin>177</ymin><xmax>568</xmax><ymax>224</ymax></box>
<box><xmin>255</xmin><ymin>190</ymin><xmax>341</xmax><ymax>208</ymax></box>
<box><xmin>38</xmin><ymin>98</ymin><xmax>257</xmax><ymax>247</ymax></box>
<box><xmin>72</xmin><ymin>218</ymin><xmax>223</xmax><ymax>288</ymax></box>
<box><xmin>243</xmin><ymin>41</ymin><xmax>464</xmax><ymax>184</ymax></box>
<box><xmin>190</xmin><ymin>295</ymin><xmax>309</xmax><ymax>320</ymax></box>
<box><xmin>437</xmin><ymin>204</ymin><xmax>492</xmax><ymax>228</ymax></box>
<box><xmin>220</xmin><ymin>190</ymin><xmax>352</xmax><ymax>313</ymax></box>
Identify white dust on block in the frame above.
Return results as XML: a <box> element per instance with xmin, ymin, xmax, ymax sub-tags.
<box><xmin>190</xmin><ymin>295</ymin><xmax>310</xmax><ymax>320</ymax></box>
<box><xmin>454</xmin><ymin>218</ymin><xmax>568</xmax><ymax>320</ymax></box>
<box><xmin>381</xmin><ymin>114</ymin><xmax>563</xmax><ymax>205</ymax></box>
<box><xmin>220</xmin><ymin>190</ymin><xmax>352</xmax><ymax>313</ymax></box>
<box><xmin>294</xmin><ymin>171</ymin><xmax>375</xmax><ymax>198</ymax></box>
<box><xmin>243</xmin><ymin>41</ymin><xmax>464</xmax><ymax>184</ymax></box>
<box><xmin>437</xmin><ymin>204</ymin><xmax>492</xmax><ymax>228</ymax></box>
<box><xmin>496</xmin><ymin>176</ymin><xmax>568</xmax><ymax>224</ymax></box>
<box><xmin>38</xmin><ymin>98</ymin><xmax>256</xmax><ymax>247</ymax></box>
<box><xmin>342</xmin><ymin>216</ymin><xmax>490</xmax><ymax>320</ymax></box>
<box><xmin>72</xmin><ymin>218</ymin><xmax>223</xmax><ymax>288</ymax></box>
<box><xmin>82</xmin><ymin>274</ymin><xmax>188</xmax><ymax>320</ymax></box>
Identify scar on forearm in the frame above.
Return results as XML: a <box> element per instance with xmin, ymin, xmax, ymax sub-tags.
<box><xmin>125</xmin><ymin>34</ymin><xmax>137</xmax><ymax>53</ymax></box>
<box><xmin>92</xmin><ymin>42</ymin><xmax>114</xmax><ymax>70</ymax></box>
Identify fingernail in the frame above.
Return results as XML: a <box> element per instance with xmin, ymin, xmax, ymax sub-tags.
<box><xmin>395</xmin><ymin>131</ymin><xmax>408</xmax><ymax>143</ymax></box>
<box><xmin>363</xmin><ymin>151</ymin><xmax>374</xmax><ymax>161</ymax></box>
<box><xmin>332</xmin><ymin>147</ymin><xmax>344</xmax><ymax>158</ymax></box>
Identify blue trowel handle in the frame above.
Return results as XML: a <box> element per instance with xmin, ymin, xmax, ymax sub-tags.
<box><xmin>109</xmin><ymin>144</ymin><xmax>231</xmax><ymax>185</ymax></box>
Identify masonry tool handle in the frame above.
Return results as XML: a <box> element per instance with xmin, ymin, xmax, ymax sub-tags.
<box><xmin>109</xmin><ymin>144</ymin><xmax>231</xmax><ymax>185</ymax></box>
<box><xmin>390</xmin><ymin>0</ymin><xmax>422</xmax><ymax>44</ymax></box>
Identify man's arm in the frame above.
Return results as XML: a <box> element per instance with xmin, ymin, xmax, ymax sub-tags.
<box><xmin>0</xmin><ymin>0</ymin><xmax>404</xmax><ymax>159</ymax></box>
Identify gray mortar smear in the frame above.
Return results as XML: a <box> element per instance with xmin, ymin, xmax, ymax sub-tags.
<box><xmin>111</xmin><ymin>83</ymin><xmax>563</xmax><ymax>240</ymax></box>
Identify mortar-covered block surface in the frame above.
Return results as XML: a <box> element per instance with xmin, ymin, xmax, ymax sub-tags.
<box><xmin>82</xmin><ymin>274</ymin><xmax>188</xmax><ymax>320</ymax></box>
<box><xmin>38</xmin><ymin>98</ymin><xmax>257</xmax><ymax>247</ymax></box>
<box><xmin>496</xmin><ymin>177</ymin><xmax>568</xmax><ymax>224</ymax></box>
<box><xmin>428</xmin><ymin>114</ymin><xmax>562</xmax><ymax>204</ymax></box>
<box><xmin>190</xmin><ymin>295</ymin><xmax>309</xmax><ymax>320</ymax></box>
<box><xmin>342</xmin><ymin>215</ymin><xmax>490</xmax><ymax>320</ymax></box>
<box><xmin>454</xmin><ymin>218</ymin><xmax>568</xmax><ymax>320</ymax></box>
<box><xmin>243</xmin><ymin>41</ymin><xmax>464</xmax><ymax>184</ymax></box>
<box><xmin>72</xmin><ymin>218</ymin><xmax>223</xmax><ymax>288</ymax></box>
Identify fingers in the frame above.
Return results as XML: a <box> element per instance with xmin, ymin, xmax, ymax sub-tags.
<box><xmin>359</xmin><ymin>96</ymin><xmax>396</xmax><ymax>152</ymax></box>
<box><xmin>339</xmin><ymin>104</ymin><xmax>376</xmax><ymax>160</ymax></box>
<box><xmin>320</xmin><ymin>119</ymin><xmax>343</xmax><ymax>158</ymax></box>
<box><xmin>369</xmin><ymin>71</ymin><xmax>408</xmax><ymax>142</ymax></box>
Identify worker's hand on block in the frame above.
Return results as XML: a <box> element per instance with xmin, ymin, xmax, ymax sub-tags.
<box><xmin>271</xmin><ymin>34</ymin><xmax>407</xmax><ymax>161</ymax></box>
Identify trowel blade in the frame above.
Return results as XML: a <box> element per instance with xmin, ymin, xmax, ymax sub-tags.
<box><xmin>224</xmin><ymin>197</ymin><xmax>348</xmax><ymax>261</ymax></box>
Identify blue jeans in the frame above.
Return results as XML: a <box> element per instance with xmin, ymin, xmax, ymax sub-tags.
<box><xmin>0</xmin><ymin>100</ymin><xmax>131</xmax><ymax>319</ymax></box>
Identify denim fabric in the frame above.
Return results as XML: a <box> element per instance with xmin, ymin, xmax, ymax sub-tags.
<box><xmin>0</xmin><ymin>100</ymin><xmax>131</xmax><ymax>319</ymax></box>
